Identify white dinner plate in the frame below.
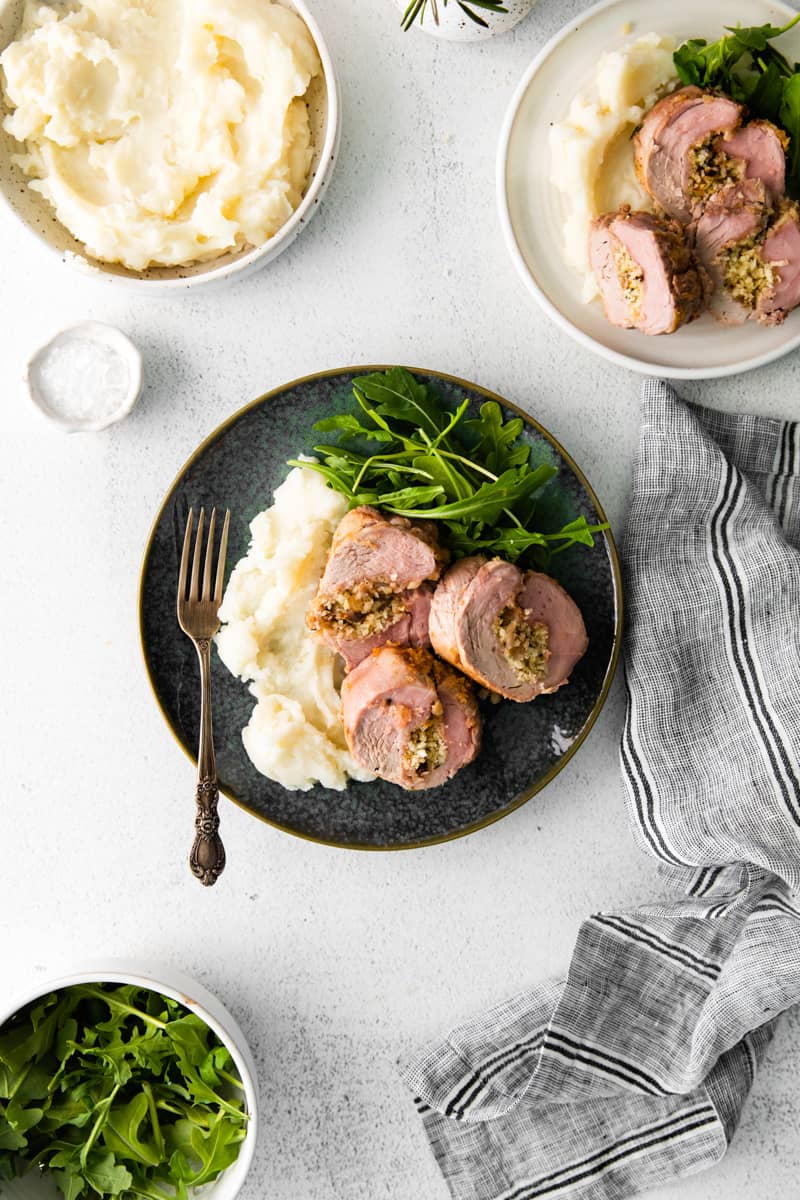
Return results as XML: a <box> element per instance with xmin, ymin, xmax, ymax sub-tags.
<box><xmin>497</xmin><ymin>0</ymin><xmax>800</xmax><ymax>378</ymax></box>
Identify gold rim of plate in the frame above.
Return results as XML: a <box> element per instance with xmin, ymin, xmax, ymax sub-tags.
<box><xmin>137</xmin><ymin>364</ymin><xmax>624</xmax><ymax>852</ymax></box>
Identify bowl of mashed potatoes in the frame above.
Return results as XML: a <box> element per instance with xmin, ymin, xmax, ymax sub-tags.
<box><xmin>0</xmin><ymin>0</ymin><xmax>340</xmax><ymax>289</ymax></box>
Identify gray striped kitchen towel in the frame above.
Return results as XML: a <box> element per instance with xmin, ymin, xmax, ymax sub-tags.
<box><xmin>401</xmin><ymin>380</ymin><xmax>800</xmax><ymax>1200</ymax></box>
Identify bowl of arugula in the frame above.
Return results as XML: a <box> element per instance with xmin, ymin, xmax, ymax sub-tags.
<box><xmin>0</xmin><ymin>963</ymin><xmax>257</xmax><ymax>1200</ymax></box>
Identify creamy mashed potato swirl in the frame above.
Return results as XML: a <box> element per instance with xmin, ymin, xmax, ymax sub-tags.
<box><xmin>549</xmin><ymin>33</ymin><xmax>678</xmax><ymax>301</ymax></box>
<box><xmin>0</xmin><ymin>0</ymin><xmax>320</xmax><ymax>269</ymax></box>
<box><xmin>216</xmin><ymin>465</ymin><xmax>375</xmax><ymax>793</ymax></box>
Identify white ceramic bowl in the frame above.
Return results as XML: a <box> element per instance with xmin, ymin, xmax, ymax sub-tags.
<box><xmin>26</xmin><ymin>321</ymin><xmax>143</xmax><ymax>432</ymax></box>
<box><xmin>0</xmin><ymin>0</ymin><xmax>341</xmax><ymax>292</ymax></box>
<box><xmin>497</xmin><ymin>0</ymin><xmax>800</xmax><ymax>379</ymax></box>
<box><xmin>393</xmin><ymin>0</ymin><xmax>536</xmax><ymax>41</ymax></box>
<box><xmin>0</xmin><ymin>961</ymin><xmax>258</xmax><ymax>1200</ymax></box>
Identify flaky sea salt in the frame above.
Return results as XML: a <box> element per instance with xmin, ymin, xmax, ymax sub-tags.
<box><xmin>27</xmin><ymin>322</ymin><xmax>142</xmax><ymax>432</ymax></box>
<box><xmin>33</xmin><ymin>337</ymin><xmax>131</xmax><ymax>423</ymax></box>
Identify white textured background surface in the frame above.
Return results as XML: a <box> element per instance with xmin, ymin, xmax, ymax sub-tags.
<box><xmin>1</xmin><ymin>1</ymin><xmax>799</xmax><ymax>1197</ymax></box>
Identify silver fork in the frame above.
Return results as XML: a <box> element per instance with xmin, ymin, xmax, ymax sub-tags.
<box><xmin>177</xmin><ymin>507</ymin><xmax>231</xmax><ymax>886</ymax></box>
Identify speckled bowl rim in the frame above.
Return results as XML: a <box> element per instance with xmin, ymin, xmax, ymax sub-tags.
<box><xmin>138</xmin><ymin>364</ymin><xmax>624</xmax><ymax>851</ymax></box>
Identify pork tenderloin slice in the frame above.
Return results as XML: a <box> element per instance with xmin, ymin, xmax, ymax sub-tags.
<box><xmin>423</xmin><ymin>661</ymin><xmax>482</xmax><ymax>789</ymax></box>
<box><xmin>718</xmin><ymin>120</ymin><xmax>787</xmax><ymax>201</ymax></box>
<box><xmin>307</xmin><ymin>505</ymin><xmax>448</xmax><ymax>663</ymax></box>
<box><xmin>589</xmin><ymin>209</ymin><xmax>702</xmax><ymax>335</ymax></box>
<box><xmin>693</xmin><ymin>179</ymin><xmax>769</xmax><ymax>261</ymax></box>
<box><xmin>340</xmin><ymin>646</ymin><xmax>480</xmax><ymax>790</ymax></box>
<box><xmin>431</xmin><ymin>557</ymin><xmax>588</xmax><ymax>701</ymax></box>
<box><xmin>518</xmin><ymin>572</ymin><xmax>589</xmax><ymax>694</ymax></box>
<box><xmin>634</xmin><ymin>87</ymin><xmax>743</xmax><ymax>221</ymax></box>
<box><xmin>321</xmin><ymin>505</ymin><xmax>447</xmax><ymax>594</ymax></box>
<box><xmin>589</xmin><ymin>217</ymin><xmax>632</xmax><ymax>329</ymax></box>
<box><xmin>453</xmin><ymin>559</ymin><xmax>544</xmax><ymax>700</ymax></box>
<box><xmin>325</xmin><ymin>584</ymin><xmax>434</xmax><ymax>670</ymax></box>
<box><xmin>428</xmin><ymin>555</ymin><xmax>485</xmax><ymax>672</ymax></box>
<box><xmin>693</xmin><ymin>180</ymin><xmax>771</xmax><ymax>324</ymax></box>
<box><xmin>755</xmin><ymin>201</ymin><xmax>800</xmax><ymax>324</ymax></box>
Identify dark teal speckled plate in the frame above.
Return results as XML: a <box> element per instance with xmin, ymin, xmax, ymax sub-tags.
<box><xmin>139</xmin><ymin>366</ymin><xmax>622</xmax><ymax>850</ymax></box>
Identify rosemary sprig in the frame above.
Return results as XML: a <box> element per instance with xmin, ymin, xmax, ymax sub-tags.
<box><xmin>401</xmin><ymin>0</ymin><xmax>509</xmax><ymax>32</ymax></box>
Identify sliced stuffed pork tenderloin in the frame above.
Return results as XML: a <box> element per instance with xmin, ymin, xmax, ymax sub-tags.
<box><xmin>429</xmin><ymin>556</ymin><xmax>588</xmax><ymax>702</ymax></box>
<box><xmin>756</xmin><ymin>201</ymin><xmax>800</xmax><ymax>323</ymax></box>
<box><xmin>718</xmin><ymin>120</ymin><xmax>787</xmax><ymax>200</ymax></box>
<box><xmin>340</xmin><ymin>646</ymin><xmax>481</xmax><ymax>789</ymax></box>
<box><xmin>307</xmin><ymin>506</ymin><xmax>448</xmax><ymax>669</ymax></box>
<box><xmin>593</xmin><ymin>84</ymin><xmax>798</xmax><ymax>331</ymax></box>
<box><xmin>634</xmin><ymin>86</ymin><xmax>744</xmax><ymax>221</ymax></box>
<box><xmin>694</xmin><ymin>180</ymin><xmax>800</xmax><ymax>324</ymax></box>
<box><xmin>589</xmin><ymin>208</ymin><xmax>703</xmax><ymax>334</ymax></box>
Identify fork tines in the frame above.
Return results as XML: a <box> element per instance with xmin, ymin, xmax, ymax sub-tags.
<box><xmin>177</xmin><ymin>507</ymin><xmax>231</xmax><ymax>612</ymax></box>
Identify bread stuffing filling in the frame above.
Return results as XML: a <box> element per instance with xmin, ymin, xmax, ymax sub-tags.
<box><xmin>721</xmin><ymin>236</ymin><xmax>775</xmax><ymax>308</ymax></box>
<box><xmin>494</xmin><ymin>607</ymin><xmax>550</xmax><ymax>683</ymax></box>
<box><xmin>404</xmin><ymin>720</ymin><xmax>447</xmax><ymax>775</ymax></box>
<box><xmin>312</xmin><ymin>585</ymin><xmax>407</xmax><ymax>637</ymax></box>
<box><xmin>612</xmin><ymin>241</ymin><xmax>644</xmax><ymax>317</ymax></box>
<box><xmin>688</xmin><ymin>136</ymin><xmax>742</xmax><ymax>201</ymax></box>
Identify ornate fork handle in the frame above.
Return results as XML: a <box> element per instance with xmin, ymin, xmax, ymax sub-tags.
<box><xmin>189</xmin><ymin>638</ymin><xmax>226</xmax><ymax>886</ymax></box>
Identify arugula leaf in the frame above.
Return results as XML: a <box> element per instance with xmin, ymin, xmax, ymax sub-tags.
<box><xmin>462</xmin><ymin>402</ymin><xmax>530</xmax><ymax>474</ymax></box>
<box><xmin>5</xmin><ymin>1098</ymin><xmax>44</xmax><ymax>1135</ymax></box>
<box><xmin>383</xmin><ymin>468</ymin><xmax>553</xmax><ymax>524</ymax></box>
<box><xmin>52</xmin><ymin>1168</ymin><xmax>86</xmax><ymax>1200</ymax></box>
<box><xmin>82</xmin><ymin>1151</ymin><xmax>132</xmax><ymax>1196</ymax></box>
<box><xmin>165</xmin><ymin>1112</ymin><xmax>244</xmax><ymax>1188</ymax></box>
<box><xmin>101</xmin><ymin>1094</ymin><xmax>163</xmax><ymax>1167</ymax></box>
<box><xmin>724</xmin><ymin>19</ymin><xmax>800</xmax><ymax>51</ymax></box>
<box><xmin>0</xmin><ymin>1125</ymin><xmax>27</xmax><ymax>1152</ymax></box>
<box><xmin>0</xmin><ymin>1158</ymin><xmax>17</xmax><ymax>1184</ymax></box>
<box><xmin>366</xmin><ymin>484</ymin><xmax>445</xmax><ymax>508</ymax></box>
<box><xmin>745</xmin><ymin>59</ymin><xmax>786</xmax><ymax>122</ymax></box>
<box><xmin>781</xmin><ymin>73</ymin><xmax>800</xmax><ymax>194</ymax></box>
<box><xmin>411</xmin><ymin>454</ymin><xmax>473</xmax><ymax>502</ymax></box>
<box><xmin>312</xmin><ymin>413</ymin><xmax>393</xmax><ymax>442</ymax></box>
<box><xmin>356</xmin><ymin>367</ymin><xmax>447</xmax><ymax>438</ymax></box>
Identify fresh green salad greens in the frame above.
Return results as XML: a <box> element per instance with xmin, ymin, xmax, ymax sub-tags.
<box><xmin>674</xmin><ymin>15</ymin><xmax>800</xmax><ymax>194</ymax></box>
<box><xmin>400</xmin><ymin>0</ymin><xmax>508</xmax><ymax>33</ymax></box>
<box><xmin>289</xmin><ymin>368</ymin><xmax>607</xmax><ymax>567</ymax></box>
<box><xmin>0</xmin><ymin>984</ymin><xmax>248</xmax><ymax>1200</ymax></box>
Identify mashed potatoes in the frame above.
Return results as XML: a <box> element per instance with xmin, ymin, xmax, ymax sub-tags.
<box><xmin>549</xmin><ymin>33</ymin><xmax>678</xmax><ymax>301</ymax></box>
<box><xmin>216</xmin><ymin>465</ymin><xmax>374</xmax><ymax>792</ymax></box>
<box><xmin>0</xmin><ymin>0</ymin><xmax>320</xmax><ymax>269</ymax></box>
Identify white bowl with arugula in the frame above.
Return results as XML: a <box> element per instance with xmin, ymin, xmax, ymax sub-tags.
<box><xmin>0</xmin><ymin>963</ymin><xmax>258</xmax><ymax>1200</ymax></box>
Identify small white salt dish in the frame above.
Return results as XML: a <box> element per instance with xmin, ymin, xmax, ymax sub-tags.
<box><xmin>25</xmin><ymin>321</ymin><xmax>143</xmax><ymax>433</ymax></box>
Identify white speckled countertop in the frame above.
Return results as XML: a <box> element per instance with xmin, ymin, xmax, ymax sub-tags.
<box><xmin>1</xmin><ymin>1</ymin><xmax>798</xmax><ymax>1197</ymax></box>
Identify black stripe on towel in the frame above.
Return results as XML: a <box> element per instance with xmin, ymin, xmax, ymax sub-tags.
<box><xmin>444</xmin><ymin>1032</ymin><xmax>544</xmax><ymax>1118</ymax></box>
<box><xmin>593</xmin><ymin>914</ymin><xmax>720</xmax><ymax>981</ymax></box>
<box><xmin>620</xmin><ymin>688</ymin><xmax>687</xmax><ymax>868</ymax></box>
<box><xmin>545</xmin><ymin>1029</ymin><xmax>667</xmax><ymax>1095</ymax></box>
<box><xmin>689</xmin><ymin>866</ymin><xmax>723</xmax><ymax>897</ymax></box>
<box><xmin>502</xmin><ymin>1106</ymin><xmax>718</xmax><ymax>1200</ymax></box>
<box><xmin>710</xmin><ymin>460</ymin><xmax>800</xmax><ymax>826</ymax></box>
